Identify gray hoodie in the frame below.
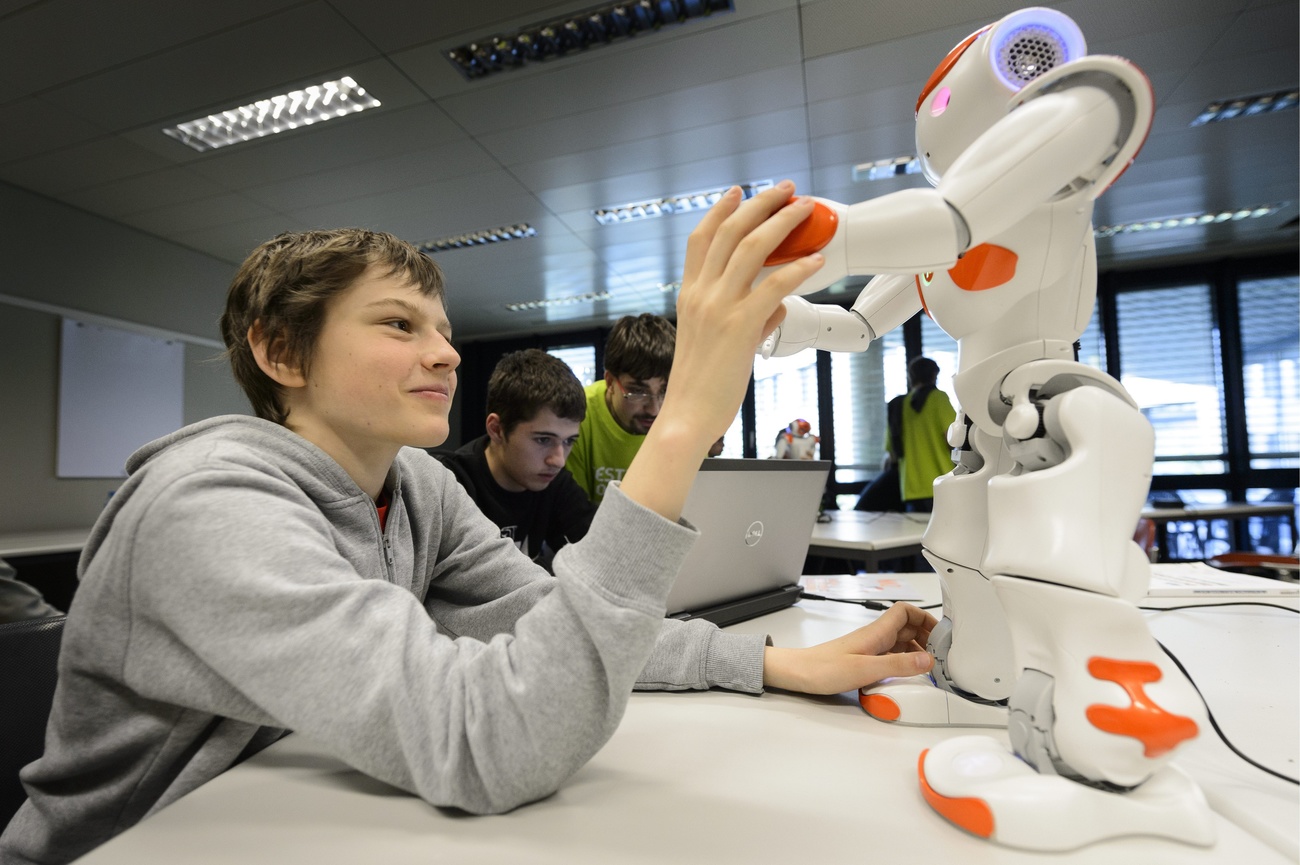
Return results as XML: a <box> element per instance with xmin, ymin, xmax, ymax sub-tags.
<box><xmin>0</xmin><ymin>416</ymin><xmax>766</xmax><ymax>864</ymax></box>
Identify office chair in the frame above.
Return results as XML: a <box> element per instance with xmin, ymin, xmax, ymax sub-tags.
<box><xmin>0</xmin><ymin>615</ymin><xmax>65</xmax><ymax>830</ymax></box>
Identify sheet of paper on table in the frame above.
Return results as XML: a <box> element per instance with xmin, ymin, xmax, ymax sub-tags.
<box><xmin>798</xmin><ymin>573</ymin><xmax>926</xmax><ymax>601</ymax></box>
<box><xmin>1147</xmin><ymin>561</ymin><xmax>1299</xmax><ymax>597</ymax></box>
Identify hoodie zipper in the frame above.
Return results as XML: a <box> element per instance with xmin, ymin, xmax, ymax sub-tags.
<box><xmin>373</xmin><ymin>503</ymin><xmax>395</xmax><ymax>582</ymax></box>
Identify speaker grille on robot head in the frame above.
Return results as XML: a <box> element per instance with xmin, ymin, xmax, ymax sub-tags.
<box><xmin>997</xmin><ymin>25</ymin><xmax>1066</xmax><ymax>85</ymax></box>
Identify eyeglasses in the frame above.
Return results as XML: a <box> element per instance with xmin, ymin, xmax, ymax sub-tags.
<box><xmin>613</xmin><ymin>378</ymin><xmax>667</xmax><ymax>406</ymax></box>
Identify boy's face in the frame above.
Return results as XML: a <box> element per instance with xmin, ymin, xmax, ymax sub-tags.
<box><xmin>486</xmin><ymin>408</ymin><xmax>581</xmax><ymax>492</ymax></box>
<box><xmin>283</xmin><ymin>266</ymin><xmax>459</xmax><ymax>464</ymax></box>
<box><xmin>605</xmin><ymin>373</ymin><xmax>666</xmax><ymax>435</ymax></box>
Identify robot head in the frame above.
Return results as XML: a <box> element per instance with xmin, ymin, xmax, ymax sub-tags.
<box><xmin>791</xmin><ymin>419</ymin><xmax>811</xmax><ymax>436</ymax></box>
<box><xmin>914</xmin><ymin>7</ymin><xmax>1086</xmax><ymax>184</ymax></box>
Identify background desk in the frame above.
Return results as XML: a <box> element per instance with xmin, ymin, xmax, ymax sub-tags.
<box><xmin>0</xmin><ymin>529</ymin><xmax>90</xmax><ymax>559</ymax></box>
<box><xmin>807</xmin><ymin>510</ymin><xmax>928</xmax><ymax>571</ymax></box>
<box><xmin>0</xmin><ymin>529</ymin><xmax>90</xmax><ymax>612</ymax></box>
<box><xmin>79</xmin><ymin>575</ymin><xmax>1298</xmax><ymax>864</ymax></box>
<box><xmin>1141</xmin><ymin>503</ymin><xmax>1296</xmax><ymax>562</ymax></box>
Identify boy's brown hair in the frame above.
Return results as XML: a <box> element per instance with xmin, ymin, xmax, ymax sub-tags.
<box><xmin>486</xmin><ymin>349</ymin><xmax>586</xmax><ymax>436</ymax></box>
<box><xmin>603</xmin><ymin>313</ymin><xmax>675</xmax><ymax>383</ymax></box>
<box><xmin>221</xmin><ymin>228</ymin><xmax>445</xmax><ymax>424</ymax></box>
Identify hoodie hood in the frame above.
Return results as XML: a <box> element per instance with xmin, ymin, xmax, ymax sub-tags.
<box><xmin>84</xmin><ymin>415</ymin><xmax>402</xmax><ymax>578</ymax></box>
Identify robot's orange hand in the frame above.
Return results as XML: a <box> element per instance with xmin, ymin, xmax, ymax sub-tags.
<box><xmin>764</xmin><ymin>200</ymin><xmax>838</xmax><ymax>266</ymax></box>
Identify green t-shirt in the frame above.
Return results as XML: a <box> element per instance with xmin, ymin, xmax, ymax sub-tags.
<box><xmin>565</xmin><ymin>380</ymin><xmax>647</xmax><ymax>505</ymax></box>
<box><xmin>897</xmin><ymin>388</ymin><xmax>957</xmax><ymax>502</ymax></box>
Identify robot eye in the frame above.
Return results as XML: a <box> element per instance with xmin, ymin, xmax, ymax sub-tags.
<box><xmin>930</xmin><ymin>86</ymin><xmax>951</xmax><ymax>117</ymax></box>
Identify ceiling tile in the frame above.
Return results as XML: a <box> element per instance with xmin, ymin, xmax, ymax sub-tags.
<box><xmin>475</xmin><ymin>64</ymin><xmax>807</xmax><ymax>166</ymax></box>
<box><xmin>0</xmin><ymin>135</ymin><xmax>173</xmax><ymax>195</ymax></box>
<box><xmin>429</xmin><ymin>10</ymin><xmax>804</xmax><ymax>136</ymax></box>
<box><xmin>0</xmin><ymin>0</ymin><xmax>301</xmax><ymax>100</ymax></box>
<box><xmin>60</xmin><ymin>166</ymin><xmax>231</xmax><ymax>218</ymax></box>
<box><xmin>37</xmin><ymin>3</ymin><xmax>380</xmax><ymax>132</ymax></box>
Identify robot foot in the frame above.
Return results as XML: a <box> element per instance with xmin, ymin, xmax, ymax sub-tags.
<box><xmin>918</xmin><ymin>735</ymin><xmax>1215</xmax><ymax>851</ymax></box>
<box><xmin>859</xmin><ymin>676</ymin><xmax>1008</xmax><ymax>727</ymax></box>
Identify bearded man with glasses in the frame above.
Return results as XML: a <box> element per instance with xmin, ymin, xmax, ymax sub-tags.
<box><xmin>566</xmin><ymin>313</ymin><xmax>675</xmax><ymax>505</ymax></box>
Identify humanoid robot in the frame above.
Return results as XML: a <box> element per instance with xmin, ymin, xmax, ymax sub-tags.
<box><xmin>758</xmin><ymin>7</ymin><xmax>1214</xmax><ymax>851</ymax></box>
<box><xmin>774</xmin><ymin>418</ymin><xmax>819</xmax><ymax>460</ymax></box>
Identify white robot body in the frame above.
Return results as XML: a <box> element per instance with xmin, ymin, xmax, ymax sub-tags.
<box><xmin>758</xmin><ymin>7</ymin><xmax>1212</xmax><ymax>849</ymax></box>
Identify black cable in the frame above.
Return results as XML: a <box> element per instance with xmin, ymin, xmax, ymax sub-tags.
<box><xmin>798</xmin><ymin>591</ymin><xmax>946</xmax><ymax>612</ymax></box>
<box><xmin>798</xmin><ymin>591</ymin><xmax>891</xmax><ymax>611</ymax></box>
<box><xmin>1141</xmin><ymin>600</ymin><xmax>1300</xmax><ymax>614</ymax></box>
<box><xmin>1156</xmin><ymin>639</ymin><xmax>1299</xmax><ymax>786</ymax></box>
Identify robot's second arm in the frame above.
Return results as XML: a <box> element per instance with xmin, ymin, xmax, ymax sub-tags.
<box><xmin>761</xmin><ymin>273</ymin><xmax>919</xmax><ymax>358</ymax></box>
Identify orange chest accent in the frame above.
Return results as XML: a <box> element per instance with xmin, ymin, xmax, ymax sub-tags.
<box><xmin>1085</xmin><ymin>657</ymin><xmax>1199</xmax><ymax>757</ymax></box>
<box><xmin>948</xmin><ymin>244</ymin><xmax>1018</xmax><ymax>291</ymax></box>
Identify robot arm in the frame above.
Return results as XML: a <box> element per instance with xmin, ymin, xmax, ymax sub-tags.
<box><xmin>938</xmin><ymin>83</ymin><xmax>1125</xmax><ymax>243</ymax></box>
<box><xmin>760</xmin><ymin>273</ymin><xmax>921</xmax><ymax>358</ymax></box>
<box><xmin>763</xmin><ymin>57</ymin><xmax>1144</xmax><ymax>299</ymax></box>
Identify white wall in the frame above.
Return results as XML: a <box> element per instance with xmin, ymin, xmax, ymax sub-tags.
<box><xmin>0</xmin><ymin>182</ymin><xmax>249</xmax><ymax>532</ymax></box>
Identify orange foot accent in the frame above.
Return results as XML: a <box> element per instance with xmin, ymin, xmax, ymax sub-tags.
<box><xmin>917</xmin><ymin>750</ymin><xmax>994</xmax><ymax>838</ymax></box>
<box><xmin>764</xmin><ymin>201</ymin><xmax>838</xmax><ymax>266</ymax></box>
<box><xmin>860</xmin><ymin>692</ymin><xmax>901</xmax><ymax>721</ymax></box>
<box><xmin>1085</xmin><ymin>657</ymin><xmax>1199</xmax><ymax>757</ymax></box>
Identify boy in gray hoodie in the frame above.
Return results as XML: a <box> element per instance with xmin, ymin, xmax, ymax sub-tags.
<box><xmin>0</xmin><ymin>183</ymin><xmax>935</xmax><ymax>864</ymax></box>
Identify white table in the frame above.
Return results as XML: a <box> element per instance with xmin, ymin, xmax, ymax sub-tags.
<box><xmin>807</xmin><ymin>510</ymin><xmax>929</xmax><ymax>570</ymax></box>
<box><xmin>78</xmin><ymin>575</ymin><xmax>1298</xmax><ymax>864</ymax></box>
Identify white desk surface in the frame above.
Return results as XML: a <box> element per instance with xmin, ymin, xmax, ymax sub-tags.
<box><xmin>0</xmin><ymin>528</ymin><xmax>90</xmax><ymax>558</ymax></box>
<box><xmin>79</xmin><ymin>575</ymin><xmax>1298</xmax><ymax>865</ymax></box>
<box><xmin>808</xmin><ymin>510</ymin><xmax>930</xmax><ymax>552</ymax></box>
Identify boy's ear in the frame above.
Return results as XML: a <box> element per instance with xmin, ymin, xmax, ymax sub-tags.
<box><xmin>485</xmin><ymin>413</ymin><xmax>507</xmax><ymax>444</ymax></box>
<box><xmin>248</xmin><ymin>321</ymin><xmax>307</xmax><ymax>388</ymax></box>
<box><xmin>488</xmin><ymin>411</ymin><xmax>506</xmax><ymax>442</ymax></box>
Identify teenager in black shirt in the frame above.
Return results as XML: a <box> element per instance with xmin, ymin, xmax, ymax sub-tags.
<box><xmin>437</xmin><ymin>349</ymin><xmax>596</xmax><ymax>570</ymax></box>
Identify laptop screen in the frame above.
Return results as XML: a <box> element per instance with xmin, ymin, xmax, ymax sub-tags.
<box><xmin>665</xmin><ymin>459</ymin><xmax>831</xmax><ymax>621</ymax></box>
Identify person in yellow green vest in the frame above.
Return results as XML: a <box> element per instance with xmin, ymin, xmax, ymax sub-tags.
<box><xmin>889</xmin><ymin>356</ymin><xmax>956</xmax><ymax>513</ymax></box>
<box><xmin>566</xmin><ymin>314</ymin><xmax>675</xmax><ymax>504</ymax></box>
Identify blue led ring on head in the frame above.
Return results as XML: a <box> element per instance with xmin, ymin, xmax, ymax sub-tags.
<box><xmin>988</xmin><ymin>7</ymin><xmax>1086</xmax><ymax>92</ymax></box>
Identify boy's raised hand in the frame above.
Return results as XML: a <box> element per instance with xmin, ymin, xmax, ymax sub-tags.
<box><xmin>672</xmin><ymin>181</ymin><xmax>825</xmax><ymax>443</ymax></box>
<box><xmin>619</xmin><ymin>181</ymin><xmax>825</xmax><ymax>521</ymax></box>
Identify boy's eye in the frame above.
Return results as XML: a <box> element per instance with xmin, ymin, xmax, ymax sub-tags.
<box><xmin>387</xmin><ymin>319</ymin><xmax>411</xmax><ymax>332</ymax></box>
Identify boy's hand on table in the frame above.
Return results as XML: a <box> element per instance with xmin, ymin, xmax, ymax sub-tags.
<box><xmin>762</xmin><ymin>603</ymin><xmax>938</xmax><ymax>695</ymax></box>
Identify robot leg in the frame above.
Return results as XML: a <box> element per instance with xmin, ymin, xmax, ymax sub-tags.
<box><xmin>919</xmin><ymin>385</ymin><xmax>1213</xmax><ymax>850</ymax></box>
<box><xmin>859</xmin><ymin>415</ymin><xmax>1014</xmax><ymax>727</ymax></box>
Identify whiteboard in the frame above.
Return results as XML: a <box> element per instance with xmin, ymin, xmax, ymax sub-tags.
<box><xmin>57</xmin><ymin>318</ymin><xmax>184</xmax><ymax>478</ymax></box>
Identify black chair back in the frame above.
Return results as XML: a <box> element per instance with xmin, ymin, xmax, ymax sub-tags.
<box><xmin>0</xmin><ymin>615</ymin><xmax>65</xmax><ymax>830</ymax></box>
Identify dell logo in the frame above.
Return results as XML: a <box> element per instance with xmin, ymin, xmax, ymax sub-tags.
<box><xmin>744</xmin><ymin>521</ymin><xmax>764</xmax><ymax>547</ymax></box>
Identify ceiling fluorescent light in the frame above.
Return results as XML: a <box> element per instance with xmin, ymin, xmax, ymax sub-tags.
<box><xmin>594</xmin><ymin>180</ymin><xmax>773</xmax><ymax>225</ymax></box>
<box><xmin>1094</xmin><ymin>204</ymin><xmax>1284</xmax><ymax>239</ymax></box>
<box><xmin>1190</xmin><ymin>89</ymin><xmax>1298</xmax><ymax>126</ymax></box>
<box><xmin>161</xmin><ymin>77</ymin><xmax>379</xmax><ymax>152</ymax></box>
<box><xmin>852</xmin><ymin>156</ymin><xmax>921</xmax><ymax>182</ymax></box>
<box><xmin>506</xmin><ymin>290</ymin><xmax>612</xmax><ymax>312</ymax></box>
<box><xmin>447</xmin><ymin>0</ymin><xmax>734</xmax><ymax>80</ymax></box>
<box><xmin>416</xmin><ymin>224</ymin><xmax>537</xmax><ymax>254</ymax></box>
